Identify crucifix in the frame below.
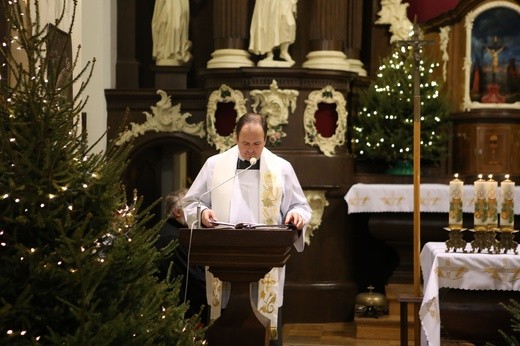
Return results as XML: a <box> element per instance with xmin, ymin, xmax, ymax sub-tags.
<box><xmin>396</xmin><ymin>23</ymin><xmax>432</xmax><ymax>345</ymax></box>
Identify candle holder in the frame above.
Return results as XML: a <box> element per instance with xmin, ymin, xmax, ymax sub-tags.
<box><xmin>470</xmin><ymin>228</ymin><xmax>498</xmax><ymax>253</ymax></box>
<box><xmin>444</xmin><ymin>173</ymin><xmax>518</xmax><ymax>255</ymax></box>
<box><xmin>495</xmin><ymin>229</ymin><xmax>518</xmax><ymax>254</ymax></box>
<box><xmin>444</xmin><ymin>227</ymin><xmax>467</xmax><ymax>252</ymax></box>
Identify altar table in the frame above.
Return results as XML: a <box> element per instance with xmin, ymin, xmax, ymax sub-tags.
<box><xmin>420</xmin><ymin>242</ymin><xmax>520</xmax><ymax>345</ymax></box>
<box><xmin>344</xmin><ymin>183</ymin><xmax>520</xmax><ymax>214</ymax></box>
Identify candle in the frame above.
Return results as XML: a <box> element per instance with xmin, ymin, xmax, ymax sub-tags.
<box><xmin>474</xmin><ymin>174</ymin><xmax>487</xmax><ymax>231</ymax></box>
<box><xmin>500</xmin><ymin>174</ymin><xmax>515</xmax><ymax>230</ymax></box>
<box><xmin>449</xmin><ymin>173</ymin><xmax>463</xmax><ymax>230</ymax></box>
<box><xmin>486</xmin><ymin>174</ymin><xmax>498</xmax><ymax>230</ymax></box>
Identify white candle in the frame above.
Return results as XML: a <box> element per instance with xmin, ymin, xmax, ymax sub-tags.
<box><xmin>500</xmin><ymin>174</ymin><xmax>515</xmax><ymax>230</ymax></box>
<box><xmin>486</xmin><ymin>174</ymin><xmax>498</xmax><ymax>229</ymax></box>
<box><xmin>474</xmin><ymin>174</ymin><xmax>487</xmax><ymax>230</ymax></box>
<box><xmin>449</xmin><ymin>173</ymin><xmax>463</xmax><ymax>230</ymax></box>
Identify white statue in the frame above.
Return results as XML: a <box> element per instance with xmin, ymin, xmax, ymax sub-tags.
<box><xmin>151</xmin><ymin>0</ymin><xmax>192</xmax><ymax>66</ymax></box>
<box><xmin>249</xmin><ymin>0</ymin><xmax>298</xmax><ymax>67</ymax></box>
<box><xmin>376</xmin><ymin>0</ymin><xmax>414</xmax><ymax>44</ymax></box>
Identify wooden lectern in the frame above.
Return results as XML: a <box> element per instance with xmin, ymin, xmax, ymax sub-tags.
<box><xmin>179</xmin><ymin>227</ymin><xmax>299</xmax><ymax>346</ymax></box>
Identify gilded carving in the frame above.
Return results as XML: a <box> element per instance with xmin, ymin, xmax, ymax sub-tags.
<box><xmin>206</xmin><ymin>84</ymin><xmax>247</xmax><ymax>152</ymax></box>
<box><xmin>303</xmin><ymin>190</ymin><xmax>329</xmax><ymax>245</ymax></box>
<box><xmin>116</xmin><ymin>90</ymin><xmax>205</xmax><ymax>145</ymax></box>
<box><xmin>303</xmin><ymin>85</ymin><xmax>347</xmax><ymax>157</ymax></box>
<box><xmin>376</xmin><ymin>0</ymin><xmax>414</xmax><ymax>44</ymax></box>
<box><xmin>250</xmin><ymin>80</ymin><xmax>298</xmax><ymax>146</ymax></box>
<box><xmin>439</xmin><ymin>26</ymin><xmax>451</xmax><ymax>82</ymax></box>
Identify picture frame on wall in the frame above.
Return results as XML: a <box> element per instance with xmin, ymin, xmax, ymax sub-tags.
<box><xmin>463</xmin><ymin>1</ymin><xmax>520</xmax><ymax>110</ymax></box>
<box><xmin>46</xmin><ymin>23</ymin><xmax>73</xmax><ymax>103</ymax></box>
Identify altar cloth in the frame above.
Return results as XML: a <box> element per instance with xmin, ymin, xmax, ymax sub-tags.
<box><xmin>420</xmin><ymin>242</ymin><xmax>520</xmax><ymax>346</ymax></box>
<box><xmin>344</xmin><ymin>183</ymin><xmax>520</xmax><ymax>214</ymax></box>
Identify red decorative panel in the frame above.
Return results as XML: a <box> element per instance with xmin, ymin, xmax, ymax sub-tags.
<box><xmin>215</xmin><ymin>102</ymin><xmax>237</xmax><ymax>136</ymax></box>
<box><xmin>314</xmin><ymin>103</ymin><xmax>338</xmax><ymax>138</ymax></box>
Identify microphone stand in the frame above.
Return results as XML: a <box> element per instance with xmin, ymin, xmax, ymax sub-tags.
<box><xmin>196</xmin><ymin>157</ymin><xmax>257</xmax><ymax>228</ymax></box>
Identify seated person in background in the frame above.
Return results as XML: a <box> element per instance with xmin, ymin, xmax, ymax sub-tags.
<box><xmin>156</xmin><ymin>188</ymin><xmax>208</xmax><ymax>325</ymax></box>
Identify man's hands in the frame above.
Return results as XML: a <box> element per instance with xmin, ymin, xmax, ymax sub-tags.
<box><xmin>202</xmin><ymin>209</ymin><xmax>306</xmax><ymax>230</ymax></box>
<box><xmin>201</xmin><ymin>208</ymin><xmax>217</xmax><ymax>228</ymax></box>
<box><xmin>285</xmin><ymin>211</ymin><xmax>305</xmax><ymax>230</ymax></box>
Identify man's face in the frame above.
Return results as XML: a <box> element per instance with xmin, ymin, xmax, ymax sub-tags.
<box><xmin>236</xmin><ymin>123</ymin><xmax>266</xmax><ymax>161</ymax></box>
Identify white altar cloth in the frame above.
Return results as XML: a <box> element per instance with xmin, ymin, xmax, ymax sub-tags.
<box><xmin>420</xmin><ymin>242</ymin><xmax>520</xmax><ymax>346</ymax></box>
<box><xmin>344</xmin><ymin>183</ymin><xmax>520</xmax><ymax>214</ymax></box>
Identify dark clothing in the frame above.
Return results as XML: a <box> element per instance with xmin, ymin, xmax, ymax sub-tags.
<box><xmin>237</xmin><ymin>158</ymin><xmax>260</xmax><ymax>169</ymax></box>
<box><xmin>156</xmin><ymin>218</ymin><xmax>208</xmax><ymax>324</ymax></box>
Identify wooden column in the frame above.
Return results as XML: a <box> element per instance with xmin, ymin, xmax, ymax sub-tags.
<box><xmin>309</xmin><ymin>0</ymin><xmax>347</xmax><ymax>51</ymax></box>
<box><xmin>213</xmin><ymin>0</ymin><xmax>248</xmax><ymax>50</ymax></box>
<box><xmin>302</xmin><ymin>0</ymin><xmax>350</xmax><ymax>71</ymax></box>
<box><xmin>116</xmin><ymin>0</ymin><xmax>139</xmax><ymax>88</ymax></box>
<box><xmin>207</xmin><ymin>0</ymin><xmax>253</xmax><ymax>68</ymax></box>
<box><xmin>346</xmin><ymin>0</ymin><xmax>367</xmax><ymax>75</ymax></box>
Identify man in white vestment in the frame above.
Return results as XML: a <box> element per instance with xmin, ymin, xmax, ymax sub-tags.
<box><xmin>183</xmin><ymin>112</ymin><xmax>311</xmax><ymax>345</ymax></box>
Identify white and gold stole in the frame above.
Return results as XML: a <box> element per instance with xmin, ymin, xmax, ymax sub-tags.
<box><xmin>207</xmin><ymin>146</ymin><xmax>283</xmax><ymax>339</ymax></box>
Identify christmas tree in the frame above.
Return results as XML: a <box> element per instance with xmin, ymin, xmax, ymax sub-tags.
<box><xmin>0</xmin><ymin>1</ymin><xmax>205</xmax><ymax>344</ymax></box>
<box><xmin>353</xmin><ymin>45</ymin><xmax>450</xmax><ymax>166</ymax></box>
<box><xmin>499</xmin><ymin>299</ymin><xmax>520</xmax><ymax>345</ymax></box>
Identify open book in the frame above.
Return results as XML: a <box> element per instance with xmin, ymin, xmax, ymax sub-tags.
<box><xmin>210</xmin><ymin>221</ymin><xmax>297</xmax><ymax>230</ymax></box>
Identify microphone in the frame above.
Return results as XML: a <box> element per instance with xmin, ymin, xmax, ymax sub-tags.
<box><xmin>196</xmin><ymin>157</ymin><xmax>258</xmax><ymax>228</ymax></box>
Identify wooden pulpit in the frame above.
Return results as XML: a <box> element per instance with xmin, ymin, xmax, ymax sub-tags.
<box><xmin>179</xmin><ymin>227</ymin><xmax>299</xmax><ymax>346</ymax></box>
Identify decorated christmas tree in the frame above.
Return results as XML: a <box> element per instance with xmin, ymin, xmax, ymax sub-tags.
<box><xmin>499</xmin><ymin>299</ymin><xmax>520</xmax><ymax>345</ymax></box>
<box><xmin>353</xmin><ymin>45</ymin><xmax>450</xmax><ymax>168</ymax></box>
<box><xmin>0</xmin><ymin>1</ymin><xmax>205</xmax><ymax>344</ymax></box>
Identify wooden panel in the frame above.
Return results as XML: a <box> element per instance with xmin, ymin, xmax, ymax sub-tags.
<box><xmin>284</xmin><ymin>192</ymin><xmax>357</xmax><ymax>323</ymax></box>
<box><xmin>440</xmin><ymin>288</ymin><xmax>520</xmax><ymax>344</ymax></box>
<box><xmin>453</xmin><ymin>123</ymin><xmax>475</xmax><ymax>174</ymax></box>
<box><xmin>475</xmin><ymin>124</ymin><xmax>512</xmax><ymax>174</ymax></box>
<box><xmin>451</xmin><ymin>110</ymin><xmax>520</xmax><ymax>176</ymax></box>
<box><xmin>515</xmin><ymin>125</ymin><xmax>520</xmax><ymax>174</ymax></box>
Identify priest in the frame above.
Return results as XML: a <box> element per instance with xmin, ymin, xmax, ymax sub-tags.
<box><xmin>183</xmin><ymin>112</ymin><xmax>311</xmax><ymax>345</ymax></box>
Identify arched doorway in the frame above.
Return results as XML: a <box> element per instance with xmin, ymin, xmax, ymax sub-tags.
<box><xmin>122</xmin><ymin>136</ymin><xmax>205</xmax><ymax>227</ymax></box>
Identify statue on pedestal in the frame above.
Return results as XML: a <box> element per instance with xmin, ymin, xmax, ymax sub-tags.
<box><xmin>249</xmin><ymin>0</ymin><xmax>298</xmax><ymax>67</ymax></box>
<box><xmin>376</xmin><ymin>0</ymin><xmax>413</xmax><ymax>44</ymax></box>
<box><xmin>151</xmin><ymin>0</ymin><xmax>192</xmax><ymax>66</ymax></box>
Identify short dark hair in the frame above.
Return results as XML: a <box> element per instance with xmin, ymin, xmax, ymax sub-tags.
<box><xmin>235</xmin><ymin>113</ymin><xmax>267</xmax><ymax>139</ymax></box>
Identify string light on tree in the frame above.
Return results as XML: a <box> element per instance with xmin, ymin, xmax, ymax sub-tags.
<box><xmin>353</xmin><ymin>44</ymin><xmax>449</xmax><ymax>165</ymax></box>
<box><xmin>1</xmin><ymin>0</ymin><xmax>206</xmax><ymax>344</ymax></box>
